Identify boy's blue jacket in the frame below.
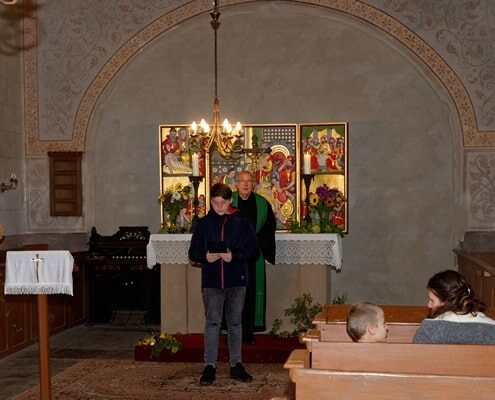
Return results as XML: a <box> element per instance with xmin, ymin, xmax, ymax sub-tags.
<box><xmin>188</xmin><ymin>207</ymin><xmax>260</xmax><ymax>289</ymax></box>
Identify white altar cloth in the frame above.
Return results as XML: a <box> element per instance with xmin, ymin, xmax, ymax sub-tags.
<box><xmin>147</xmin><ymin>233</ymin><xmax>191</xmax><ymax>267</ymax></box>
<box><xmin>5</xmin><ymin>250</ymin><xmax>74</xmax><ymax>295</ymax></box>
<box><xmin>275</xmin><ymin>233</ymin><xmax>342</xmax><ymax>270</ymax></box>
<box><xmin>147</xmin><ymin>233</ymin><xmax>342</xmax><ymax>271</ymax></box>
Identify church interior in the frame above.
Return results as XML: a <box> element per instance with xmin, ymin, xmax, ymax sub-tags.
<box><xmin>1</xmin><ymin>0</ymin><xmax>495</xmax><ymax>399</ymax></box>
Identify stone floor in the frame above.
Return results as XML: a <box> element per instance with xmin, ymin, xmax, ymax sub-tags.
<box><xmin>0</xmin><ymin>324</ymin><xmax>155</xmax><ymax>400</ymax></box>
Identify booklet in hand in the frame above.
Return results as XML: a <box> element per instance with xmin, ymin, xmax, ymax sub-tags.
<box><xmin>207</xmin><ymin>241</ymin><xmax>228</xmax><ymax>253</ymax></box>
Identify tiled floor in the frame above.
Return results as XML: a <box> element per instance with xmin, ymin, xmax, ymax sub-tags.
<box><xmin>0</xmin><ymin>324</ymin><xmax>155</xmax><ymax>400</ymax></box>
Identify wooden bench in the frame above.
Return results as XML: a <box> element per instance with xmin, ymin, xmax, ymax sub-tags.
<box><xmin>283</xmin><ymin>348</ymin><xmax>309</xmax><ymax>383</ymax></box>
<box><xmin>286</xmin><ymin>304</ymin><xmax>495</xmax><ymax>398</ymax></box>
<box><xmin>311</xmin><ymin>304</ymin><xmax>494</xmax><ymax>343</ymax></box>
<box><xmin>295</xmin><ymin>369</ymin><xmax>495</xmax><ymax>400</ymax></box>
<box><xmin>285</xmin><ymin>341</ymin><xmax>495</xmax><ymax>399</ymax></box>
<box><xmin>311</xmin><ymin>304</ymin><xmax>428</xmax><ymax>343</ymax></box>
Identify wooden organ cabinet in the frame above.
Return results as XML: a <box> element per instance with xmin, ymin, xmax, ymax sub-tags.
<box><xmin>82</xmin><ymin>226</ymin><xmax>160</xmax><ymax>325</ymax></box>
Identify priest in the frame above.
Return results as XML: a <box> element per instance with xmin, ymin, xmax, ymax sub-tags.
<box><xmin>233</xmin><ymin>170</ymin><xmax>276</xmax><ymax>344</ymax></box>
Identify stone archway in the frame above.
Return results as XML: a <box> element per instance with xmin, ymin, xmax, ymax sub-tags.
<box><xmin>24</xmin><ymin>0</ymin><xmax>486</xmax><ymax>155</ymax></box>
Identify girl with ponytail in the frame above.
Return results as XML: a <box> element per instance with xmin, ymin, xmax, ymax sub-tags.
<box><xmin>413</xmin><ymin>269</ymin><xmax>495</xmax><ymax>344</ymax></box>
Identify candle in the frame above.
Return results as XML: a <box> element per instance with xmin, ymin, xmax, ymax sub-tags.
<box><xmin>303</xmin><ymin>153</ymin><xmax>311</xmax><ymax>174</ymax></box>
<box><xmin>192</xmin><ymin>153</ymin><xmax>199</xmax><ymax>176</ymax></box>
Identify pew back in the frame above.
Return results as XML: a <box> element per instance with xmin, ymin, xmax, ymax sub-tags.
<box><xmin>313</xmin><ymin>304</ymin><xmax>429</xmax><ymax>325</ymax></box>
<box><xmin>310</xmin><ymin>341</ymin><xmax>495</xmax><ymax>378</ymax></box>
<box><xmin>295</xmin><ymin>369</ymin><xmax>495</xmax><ymax>400</ymax></box>
<box><xmin>313</xmin><ymin>304</ymin><xmax>494</xmax><ymax>343</ymax></box>
<box><xmin>313</xmin><ymin>305</ymin><xmax>427</xmax><ymax>343</ymax></box>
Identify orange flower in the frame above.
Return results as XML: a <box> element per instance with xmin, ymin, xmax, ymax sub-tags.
<box><xmin>324</xmin><ymin>197</ymin><xmax>335</xmax><ymax>208</ymax></box>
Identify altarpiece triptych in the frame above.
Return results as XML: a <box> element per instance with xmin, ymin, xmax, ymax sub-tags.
<box><xmin>158</xmin><ymin>122</ymin><xmax>348</xmax><ymax>233</ymax></box>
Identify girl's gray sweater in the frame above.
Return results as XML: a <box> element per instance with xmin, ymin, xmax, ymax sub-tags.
<box><xmin>413</xmin><ymin>311</ymin><xmax>495</xmax><ymax>344</ymax></box>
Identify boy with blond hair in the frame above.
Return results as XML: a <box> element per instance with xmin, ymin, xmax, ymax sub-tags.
<box><xmin>346</xmin><ymin>302</ymin><xmax>388</xmax><ymax>343</ymax></box>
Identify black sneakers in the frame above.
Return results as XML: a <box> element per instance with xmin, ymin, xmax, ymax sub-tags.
<box><xmin>199</xmin><ymin>365</ymin><xmax>216</xmax><ymax>386</ymax></box>
<box><xmin>230</xmin><ymin>362</ymin><xmax>253</xmax><ymax>383</ymax></box>
<box><xmin>200</xmin><ymin>363</ymin><xmax>253</xmax><ymax>385</ymax></box>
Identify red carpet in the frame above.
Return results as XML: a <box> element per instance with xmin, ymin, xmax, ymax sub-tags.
<box><xmin>135</xmin><ymin>333</ymin><xmax>304</xmax><ymax>363</ymax></box>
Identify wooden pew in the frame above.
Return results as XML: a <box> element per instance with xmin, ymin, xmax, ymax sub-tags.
<box><xmin>295</xmin><ymin>369</ymin><xmax>495</xmax><ymax>400</ymax></box>
<box><xmin>310</xmin><ymin>341</ymin><xmax>495</xmax><ymax>376</ymax></box>
<box><xmin>286</xmin><ymin>342</ymin><xmax>495</xmax><ymax>399</ymax></box>
<box><xmin>312</xmin><ymin>304</ymin><xmax>429</xmax><ymax>343</ymax></box>
<box><xmin>312</xmin><ymin>304</ymin><xmax>494</xmax><ymax>343</ymax></box>
<box><xmin>283</xmin><ymin>348</ymin><xmax>309</xmax><ymax>383</ymax></box>
<box><xmin>287</xmin><ymin>304</ymin><xmax>495</xmax><ymax>398</ymax></box>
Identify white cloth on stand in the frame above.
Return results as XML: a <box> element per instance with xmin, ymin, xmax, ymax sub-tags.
<box><xmin>5</xmin><ymin>250</ymin><xmax>74</xmax><ymax>295</ymax></box>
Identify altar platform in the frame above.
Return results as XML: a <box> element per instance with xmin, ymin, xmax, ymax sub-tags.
<box><xmin>135</xmin><ymin>333</ymin><xmax>305</xmax><ymax>363</ymax></box>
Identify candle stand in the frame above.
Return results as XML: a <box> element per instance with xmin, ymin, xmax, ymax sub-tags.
<box><xmin>302</xmin><ymin>173</ymin><xmax>315</xmax><ymax>222</ymax></box>
<box><xmin>189</xmin><ymin>175</ymin><xmax>203</xmax><ymax>232</ymax></box>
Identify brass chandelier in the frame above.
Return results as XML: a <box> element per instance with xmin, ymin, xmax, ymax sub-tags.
<box><xmin>189</xmin><ymin>0</ymin><xmax>244</xmax><ymax>159</ymax></box>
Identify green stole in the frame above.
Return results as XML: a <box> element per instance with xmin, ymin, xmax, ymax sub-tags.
<box><xmin>232</xmin><ymin>192</ymin><xmax>268</xmax><ymax>327</ymax></box>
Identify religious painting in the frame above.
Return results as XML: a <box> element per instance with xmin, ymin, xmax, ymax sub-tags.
<box><xmin>158</xmin><ymin>122</ymin><xmax>348</xmax><ymax>233</ymax></box>
<box><xmin>158</xmin><ymin>125</ymin><xmax>206</xmax><ymax>232</ymax></box>
<box><xmin>299</xmin><ymin>123</ymin><xmax>348</xmax><ymax>233</ymax></box>
<box><xmin>209</xmin><ymin>124</ymin><xmax>298</xmax><ymax>230</ymax></box>
<box><xmin>159</xmin><ymin>125</ymin><xmax>206</xmax><ymax>176</ymax></box>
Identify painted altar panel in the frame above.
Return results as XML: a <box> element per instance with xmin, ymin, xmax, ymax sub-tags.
<box><xmin>210</xmin><ymin>124</ymin><xmax>298</xmax><ymax>230</ymax></box>
<box><xmin>159</xmin><ymin>125</ymin><xmax>206</xmax><ymax>232</ymax></box>
<box><xmin>158</xmin><ymin>122</ymin><xmax>348</xmax><ymax>233</ymax></box>
<box><xmin>299</xmin><ymin>123</ymin><xmax>348</xmax><ymax>233</ymax></box>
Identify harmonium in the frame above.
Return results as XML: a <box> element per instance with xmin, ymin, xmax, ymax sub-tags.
<box><xmin>83</xmin><ymin>226</ymin><xmax>160</xmax><ymax>325</ymax></box>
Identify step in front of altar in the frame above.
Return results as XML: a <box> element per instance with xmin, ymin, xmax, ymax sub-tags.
<box><xmin>135</xmin><ymin>333</ymin><xmax>304</xmax><ymax>363</ymax></box>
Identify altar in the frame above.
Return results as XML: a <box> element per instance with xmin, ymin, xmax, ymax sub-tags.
<box><xmin>147</xmin><ymin>233</ymin><xmax>342</xmax><ymax>333</ymax></box>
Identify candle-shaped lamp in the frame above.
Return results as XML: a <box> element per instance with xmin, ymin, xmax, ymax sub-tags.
<box><xmin>192</xmin><ymin>153</ymin><xmax>200</xmax><ymax>176</ymax></box>
<box><xmin>303</xmin><ymin>153</ymin><xmax>311</xmax><ymax>175</ymax></box>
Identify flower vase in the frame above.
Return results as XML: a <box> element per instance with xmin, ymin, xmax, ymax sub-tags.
<box><xmin>164</xmin><ymin>209</ymin><xmax>179</xmax><ymax>231</ymax></box>
<box><xmin>318</xmin><ymin>209</ymin><xmax>331</xmax><ymax>232</ymax></box>
<box><xmin>171</xmin><ymin>211</ymin><xmax>179</xmax><ymax>227</ymax></box>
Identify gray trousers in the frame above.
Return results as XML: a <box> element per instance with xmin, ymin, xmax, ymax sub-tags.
<box><xmin>202</xmin><ymin>287</ymin><xmax>246</xmax><ymax>367</ymax></box>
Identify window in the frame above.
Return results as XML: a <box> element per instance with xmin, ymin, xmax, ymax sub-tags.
<box><xmin>48</xmin><ymin>152</ymin><xmax>82</xmax><ymax>216</ymax></box>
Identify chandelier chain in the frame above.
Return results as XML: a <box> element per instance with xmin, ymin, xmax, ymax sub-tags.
<box><xmin>214</xmin><ymin>15</ymin><xmax>218</xmax><ymax>100</ymax></box>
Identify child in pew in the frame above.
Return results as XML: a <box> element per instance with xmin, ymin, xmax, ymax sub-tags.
<box><xmin>346</xmin><ymin>302</ymin><xmax>388</xmax><ymax>343</ymax></box>
<box><xmin>413</xmin><ymin>269</ymin><xmax>495</xmax><ymax>344</ymax></box>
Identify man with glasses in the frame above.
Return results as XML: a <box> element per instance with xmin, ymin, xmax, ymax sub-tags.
<box><xmin>233</xmin><ymin>170</ymin><xmax>276</xmax><ymax>344</ymax></box>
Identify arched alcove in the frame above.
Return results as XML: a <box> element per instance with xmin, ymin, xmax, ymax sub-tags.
<box><xmin>84</xmin><ymin>2</ymin><xmax>461</xmax><ymax>305</ymax></box>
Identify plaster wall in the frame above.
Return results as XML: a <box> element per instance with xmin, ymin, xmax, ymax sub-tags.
<box><xmin>0</xmin><ymin>16</ymin><xmax>23</xmax><ymax>238</ymax></box>
<box><xmin>86</xmin><ymin>3</ymin><xmax>461</xmax><ymax>305</ymax></box>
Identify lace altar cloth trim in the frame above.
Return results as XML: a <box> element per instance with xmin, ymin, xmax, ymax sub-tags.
<box><xmin>275</xmin><ymin>238</ymin><xmax>341</xmax><ymax>270</ymax></box>
<box><xmin>147</xmin><ymin>235</ymin><xmax>191</xmax><ymax>267</ymax></box>
<box><xmin>146</xmin><ymin>233</ymin><xmax>342</xmax><ymax>270</ymax></box>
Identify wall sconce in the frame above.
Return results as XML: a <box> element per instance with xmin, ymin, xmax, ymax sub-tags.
<box><xmin>0</xmin><ymin>225</ymin><xmax>5</xmax><ymax>243</ymax></box>
<box><xmin>1</xmin><ymin>173</ymin><xmax>18</xmax><ymax>193</ymax></box>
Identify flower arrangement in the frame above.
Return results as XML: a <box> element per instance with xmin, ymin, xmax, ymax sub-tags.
<box><xmin>137</xmin><ymin>331</ymin><xmax>182</xmax><ymax>360</ymax></box>
<box><xmin>158</xmin><ymin>183</ymin><xmax>192</xmax><ymax>233</ymax></box>
<box><xmin>309</xmin><ymin>184</ymin><xmax>345</xmax><ymax>231</ymax></box>
<box><xmin>286</xmin><ymin>184</ymin><xmax>345</xmax><ymax>235</ymax></box>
